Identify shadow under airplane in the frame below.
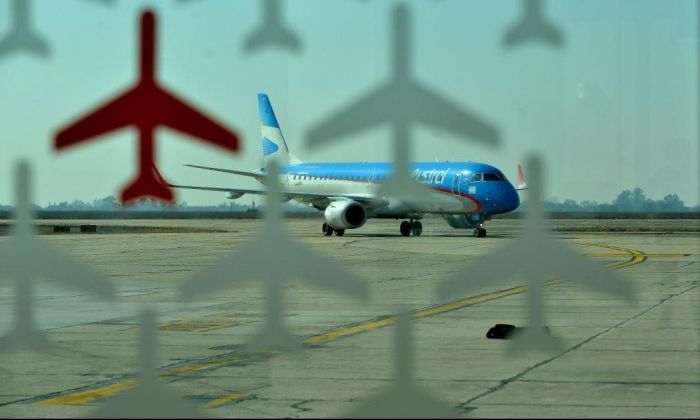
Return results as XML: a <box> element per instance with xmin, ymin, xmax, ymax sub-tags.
<box><xmin>437</xmin><ymin>155</ymin><xmax>635</xmax><ymax>354</ymax></box>
<box><xmin>0</xmin><ymin>161</ymin><xmax>114</xmax><ymax>353</ymax></box>
<box><xmin>503</xmin><ymin>0</ymin><xmax>563</xmax><ymax>49</ymax></box>
<box><xmin>54</xmin><ymin>9</ymin><xmax>240</xmax><ymax>204</ymax></box>
<box><xmin>347</xmin><ymin>310</ymin><xmax>457</xmax><ymax>418</ymax></box>
<box><xmin>245</xmin><ymin>0</ymin><xmax>301</xmax><ymax>53</ymax></box>
<box><xmin>92</xmin><ymin>308</ymin><xmax>205</xmax><ymax>418</ymax></box>
<box><xmin>180</xmin><ymin>162</ymin><xmax>368</xmax><ymax>352</ymax></box>
<box><xmin>0</xmin><ymin>0</ymin><xmax>49</xmax><ymax>58</ymax></box>
<box><xmin>307</xmin><ymin>2</ymin><xmax>499</xmax><ymax>206</ymax></box>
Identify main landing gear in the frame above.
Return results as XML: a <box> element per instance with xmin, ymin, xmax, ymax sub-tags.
<box><xmin>322</xmin><ymin>223</ymin><xmax>345</xmax><ymax>237</ymax></box>
<box><xmin>400</xmin><ymin>220</ymin><xmax>422</xmax><ymax>237</ymax></box>
<box><xmin>473</xmin><ymin>226</ymin><xmax>487</xmax><ymax>237</ymax></box>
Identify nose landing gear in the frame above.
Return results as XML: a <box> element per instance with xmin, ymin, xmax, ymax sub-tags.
<box><xmin>473</xmin><ymin>226</ymin><xmax>487</xmax><ymax>237</ymax></box>
<box><xmin>400</xmin><ymin>220</ymin><xmax>422</xmax><ymax>237</ymax></box>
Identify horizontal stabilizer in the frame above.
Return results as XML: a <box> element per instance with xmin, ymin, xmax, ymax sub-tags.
<box><xmin>186</xmin><ymin>164</ymin><xmax>262</xmax><ymax>179</ymax></box>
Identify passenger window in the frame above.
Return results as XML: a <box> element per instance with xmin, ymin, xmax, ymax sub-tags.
<box><xmin>470</xmin><ymin>173</ymin><xmax>482</xmax><ymax>182</ymax></box>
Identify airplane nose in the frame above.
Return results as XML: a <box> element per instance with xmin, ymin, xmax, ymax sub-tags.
<box><xmin>498</xmin><ymin>183</ymin><xmax>520</xmax><ymax>213</ymax></box>
<box><xmin>507</xmin><ymin>184</ymin><xmax>520</xmax><ymax>212</ymax></box>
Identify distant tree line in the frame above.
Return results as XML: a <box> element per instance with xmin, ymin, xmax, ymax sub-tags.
<box><xmin>541</xmin><ymin>188</ymin><xmax>698</xmax><ymax>212</ymax></box>
<box><xmin>0</xmin><ymin>189</ymin><xmax>697</xmax><ymax>213</ymax></box>
<box><xmin>36</xmin><ymin>195</ymin><xmax>316</xmax><ymax>213</ymax></box>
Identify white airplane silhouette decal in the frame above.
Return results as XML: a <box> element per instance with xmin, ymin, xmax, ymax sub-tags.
<box><xmin>503</xmin><ymin>0</ymin><xmax>564</xmax><ymax>49</ymax></box>
<box><xmin>437</xmin><ymin>155</ymin><xmax>635</xmax><ymax>353</ymax></box>
<box><xmin>179</xmin><ymin>162</ymin><xmax>368</xmax><ymax>351</ymax></box>
<box><xmin>245</xmin><ymin>0</ymin><xmax>301</xmax><ymax>53</ymax></box>
<box><xmin>0</xmin><ymin>0</ymin><xmax>49</xmax><ymax>58</ymax></box>
<box><xmin>0</xmin><ymin>161</ymin><xmax>114</xmax><ymax>352</ymax></box>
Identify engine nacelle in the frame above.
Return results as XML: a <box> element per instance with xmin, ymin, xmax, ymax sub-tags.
<box><xmin>443</xmin><ymin>214</ymin><xmax>481</xmax><ymax>229</ymax></box>
<box><xmin>324</xmin><ymin>200</ymin><xmax>367</xmax><ymax>229</ymax></box>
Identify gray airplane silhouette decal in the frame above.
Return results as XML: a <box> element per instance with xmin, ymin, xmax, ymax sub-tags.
<box><xmin>503</xmin><ymin>0</ymin><xmax>564</xmax><ymax>49</ymax></box>
<box><xmin>437</xmin><ymin>155</ymin><xmax>635</xmax><ymax>353</ymax></box>
<box><xmin>245</xmin><ymin>0</ymin><xmax>301</xmax><ymax>53</ymax></box>
<box><xmin>0</xmin><ymin>161</ymin><xmax>114</xmax><ymax>352</ymax></box>
<box><xmin>347</xmin><ymin>310</ymin><xmax>457</xmax><ymax>418</ymax></box>
<box><xmin>92</xmin><ymin>308</ymin><xmax>206</xmax><ymax>418</ymax></box>
<box><xmin>307</xmin><ymin>3</ymin><xmax>499</xmax><ymax>207</ymax></box>
<box><xmin>180</xmin><ymin>162</ymin><xmax>368</xmax><ymax>351</ymax></box>
<box><xmin>0</xmin><ymin>0</ymin><xmax>49</xmax><ymax>58</ymax></box>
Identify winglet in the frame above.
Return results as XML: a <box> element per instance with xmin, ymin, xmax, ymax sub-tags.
<box><xmin>516</xmin><ymin>164</ymin><xmax>528</xmax><ymax>190</ymax></box>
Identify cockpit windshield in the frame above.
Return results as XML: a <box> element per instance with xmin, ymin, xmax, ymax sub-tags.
<box><xmin>483</xmin><ymin>172</ymin><xmax>506</xmax><ymax>181</ymax></box>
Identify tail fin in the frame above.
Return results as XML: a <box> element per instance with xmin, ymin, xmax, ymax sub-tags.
<box><xmin>257</xmin><ymin>93</ymin><xmax>300</xmax><ymax>166</ymax></box>
<box><xmin>516</xmin><ymin>164</ymin><xmax>528</xmax><ymax>190</ymax></box>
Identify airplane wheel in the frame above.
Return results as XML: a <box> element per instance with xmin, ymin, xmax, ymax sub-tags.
<box><xmin>478</xmin><ymin>228</ymin><xmax>487</xmax><ymax>238</ymax></box>
<box><xmin>473</xmin><ymin>228</ymin><xmax>480</xmax><ymax>237</ymax></box>
<box><xmin>334</xmin><ymin>229</ymin><xmax>345</xmax><ymax>236</ymax></box>
<box><xmin>411</xmin><ymin>221</ymin><xmax>422</xmax><ymax>237</ymax></box>
<box><xmin>400</xmin><ymin>221</ymin><xmax>411</xmax><ymax>237</ymax></box>
<box><xmin>322</xmin><ymin>223</ymin><xmax>334</xmax><ymax>236</ymax></box>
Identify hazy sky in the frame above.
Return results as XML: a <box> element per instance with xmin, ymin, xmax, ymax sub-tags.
<box><xmin>0</xmin><ymin>0</ymin><xmax>697</xmax><ymax>206</ymax></box>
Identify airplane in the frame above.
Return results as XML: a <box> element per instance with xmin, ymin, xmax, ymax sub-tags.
<box><xmin>54</xmin><ymin>9</ymin><xmax>240</xmax><ymax>204</ymax></box>
<box><xmin>244</xmin><ymin>0</ymin><xmax>301</xmax><ymax>53</ymax></box>
<box><xmin>437</xmin><ymin>155</ymin><xmax>635</xmax><ymax>354</ymax></box>
<box><xmin>170</xmin><ymin>93</ymin><xmax>524</xmax><ymax>238</ymax></box>
<box><xmin>179</xmin><ymin>160</ymin><xmax>368</xmax><ymax>352</ymax></box>
<box><xmin>0</xmin><ymin>161</ymin><xmax>114</xmax><ymax>353</ymax></box>
<box><xmin>503</xmin><ymin>0</ymin><xmax>563</xmax><ymax>49</ymax></box>
<box><xmin>0</xmin><ymin>0</ymin><xmax>49</xmax><ymax>58</ymax></box>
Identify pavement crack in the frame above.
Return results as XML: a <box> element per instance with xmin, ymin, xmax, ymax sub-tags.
<box><xmin>290</xmin><ymin>399</ymin><xmax>315</xmax><ymax>415</ymax></box>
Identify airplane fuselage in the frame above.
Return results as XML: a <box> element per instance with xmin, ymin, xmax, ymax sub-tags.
<box><xmin>275</xmin><ymin>161</ymin><xmax>520</xmax><ymax>218</ymax></box>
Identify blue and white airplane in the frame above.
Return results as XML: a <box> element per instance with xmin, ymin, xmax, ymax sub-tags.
<box><xmin>171</xmin><ymin>94</ymin><xmax>526</xmax><ymax>238</ymax></box>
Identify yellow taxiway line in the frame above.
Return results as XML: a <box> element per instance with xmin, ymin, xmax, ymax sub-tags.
<box><xmin>37</xmin><ymin>242</ymin><xmax>678</xmax><ymax>407</ymax></box>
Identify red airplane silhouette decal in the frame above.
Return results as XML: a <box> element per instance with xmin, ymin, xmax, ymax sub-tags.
<box><xmin>54</xmin><ymin>10</ymin><xmax>240</xmax><ymax>204</ymax></box>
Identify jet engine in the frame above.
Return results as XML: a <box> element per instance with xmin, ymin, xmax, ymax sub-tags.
<box><xmin>443</xmin><ymin>214</ymin><xmax>481</xmax><ymax>229</ymax></box>
<box><xmin>324</xmin><ymin>200</ymin><xmax>367</xmax><ymax>229</ymax></box>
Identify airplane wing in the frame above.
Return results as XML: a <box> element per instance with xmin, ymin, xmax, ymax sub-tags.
<box><xmin>307</xmin><ymin>80</ymin><xmax>499</xmax><ymax>148</ymax></box>
<box><xmin>307</xmin><ymin>84</ymin><xmax>392</xmax><ymax>147</ymax></box>
<box><xmin>168</xmin><ymin>183</ymin><xmax>389</xmax><ymax>208</ymax></box>
<box><xmin>31</xmin><ymin>240</ymin><xmax>115</xmax><ymax>300</ymax></box>
<box><xmin>185</xmin><ymin>164</ymin><xmax>262</xmax><ymax>179</ymax></box>
<box><xmin>180</xmin><ymin>238</ymin><xmax>262</xmax><ymax>299</ymax></box>
<box><xmin>282</xmin><ymin>238</ymin><xmax>369</xmax><ymax>299</ymax></box>
<box><xmin>410</xmin><ymin>80</ymin><xmax>499</xmax><ymax>146</ymax></box>
<box><xmin>546</xmin><ymin>241</ymin><xmax>635</xmax><ymax>301</ymax></box>
<box><xmin>55</xmin><ymin>89</ymin><xmax>138</xmax><ymax>149</ymax></box>
<box><xmin>157</xmin><ymin>87</ymin><xmax>240</xmax><ymax>152</ymax></box>
<box><xmin>438</xmin><ymin>233</ymin><xmax>635</xmax><ymax>302</ymax></box>
<box><xmin>437</xmin><ymin>238</ymin><xmax>525</xmax><ymax>300</ymax></box>
<box><xmin>0</xmin><ymin>237</ymin><xmax>114</xmax><ymax>299</ymax></box>
<box><xmin>181</xmin><ymin>233</ymin><xmax>368</xmax><ymax>301</ymax></box>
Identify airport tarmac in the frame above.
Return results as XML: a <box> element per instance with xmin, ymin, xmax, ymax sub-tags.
<box><xmin>0</xmin><ymin>217</ymin><xmax>698</xmax><ymax>418</ymax></box>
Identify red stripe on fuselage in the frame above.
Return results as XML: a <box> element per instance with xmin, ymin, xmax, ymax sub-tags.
<box><xmin>290</xmin><ymin>174</ymin><xmax>482</xmax><ymax>214</ymax></box>
<box><xmin>432</xmin><ymin>187</ymin><xmax>482</xmax><ymax>213</ymax></box>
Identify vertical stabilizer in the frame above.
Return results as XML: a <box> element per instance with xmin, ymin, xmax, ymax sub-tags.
<box><xmin>258</xmin><ymin>93</ymin><xmax>300</xmax><ymax>166</ymax></box>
